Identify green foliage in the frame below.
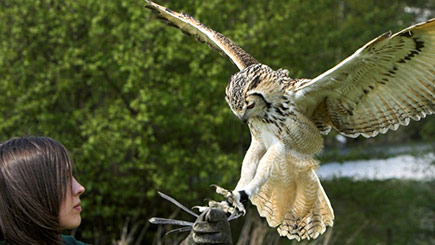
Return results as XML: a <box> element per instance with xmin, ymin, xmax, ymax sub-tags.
<box><xmin>322</xmin><ymin>179</ymin><xmax>435</xmax><ymax>245</ymax></box>
<box><xmin>0</xmin><ymin>0</ymin><xmax>433</xmax><ymax>243</ymax></box>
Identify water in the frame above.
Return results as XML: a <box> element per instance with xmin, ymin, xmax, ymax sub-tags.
<box><xmin>317</xmin><ymin>152</ymin><xmax>435</xmax><ymax>181</ymax></box>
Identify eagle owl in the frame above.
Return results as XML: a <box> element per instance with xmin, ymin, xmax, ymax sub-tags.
<box><xmin>146</xmin><ymin>1</ymin><xmax>435</xmax><ymax>241</ymax></box>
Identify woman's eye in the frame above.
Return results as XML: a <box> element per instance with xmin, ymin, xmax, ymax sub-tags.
<box><xmin>247</xmin><ymin>102</ymin><xmax>255</xmax><ymax>109</ymax></box>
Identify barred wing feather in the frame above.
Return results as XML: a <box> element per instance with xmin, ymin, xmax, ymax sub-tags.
<box><xmin>295</xmin><ymin>18</ymin><xmax>435</xmax><ymax>137</ymax></box>
<box><xmin>145</xmin><ymin>0</ymin><xmax>258</xmax><ymax>71</ymax></box>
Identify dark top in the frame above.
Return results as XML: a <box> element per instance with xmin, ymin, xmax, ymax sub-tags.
<box><xmin>0</xmin><ymin>235</ymin><xmax>88</xmax><ymax>245</ymax></box>
<box><xmin>61</xmin><ymin>235</ymin><xmax>89</xmax><ymax>245</ymax></box>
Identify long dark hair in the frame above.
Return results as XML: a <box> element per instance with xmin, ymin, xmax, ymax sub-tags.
<box><xmin>0</xmin><ymin>136</ymin><xmax>73</xmax><ymax>244</ymax></box>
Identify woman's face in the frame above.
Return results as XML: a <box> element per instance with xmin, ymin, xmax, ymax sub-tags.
<box><xmin>58</xmin><ymin>176</ymin><xmax>85</xmax><ymax>229</ymax></box>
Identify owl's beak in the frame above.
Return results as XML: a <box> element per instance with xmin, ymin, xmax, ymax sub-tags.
<box><xmin>240</xmin><ymin>114</ymin><xmax>248</xmax><ymax>124</ymax></box>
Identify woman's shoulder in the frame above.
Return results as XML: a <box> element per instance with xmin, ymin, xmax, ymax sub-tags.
<box><xmin>61</xmin><ymin>235</ymin><xmax>89</xmax><ymax>245</ymax></box>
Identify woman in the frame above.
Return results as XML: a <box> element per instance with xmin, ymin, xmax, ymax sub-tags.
<box><xmin>0</xmin><ymin>136</ymin><xmax>230</xmax><ymax>244</ymax></box>
<box><xmin>0</xmin><ymin>136</ymin><xmax>86</xmax><ymax>244</ymax></box>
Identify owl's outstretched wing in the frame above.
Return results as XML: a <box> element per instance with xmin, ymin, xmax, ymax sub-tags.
<box><xmin>294</xmin><ymin>18</ymin><xmax>435</xmax><ymax>138</ymax></box>
<box><xmin>145</xmin><ymin>0</ymin><xmax>258</xmax><ymax>71</ymax></box>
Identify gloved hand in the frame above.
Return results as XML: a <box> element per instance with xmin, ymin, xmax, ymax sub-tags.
<box><xmin>182</xmin><ymin>208</ymin><xmax>232</xmax><ymax>245</ymax></box>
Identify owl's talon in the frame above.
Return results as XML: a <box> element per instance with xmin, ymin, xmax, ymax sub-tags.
<box><xmin>210</xmin><ymin>184</ymin><xmax>248</xmax><ymax>216</ymax></box>
<box><xmin>211</xmin><ymin>184</ymin><xmax>232</xmax><ymax>198</ymax></box>
<box><xmin>230</xmin><ymin>190</ymin><xmax>247</xmax><ymax>215</ymax></box>
<box><xmin>192</xmin><ymin>205</ymin><xmax>209</xmax><ymax>213</ymax></box>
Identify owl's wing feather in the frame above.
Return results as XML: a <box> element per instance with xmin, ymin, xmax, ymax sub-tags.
<box><xmin>294</xmin><ymin>18</ymin><xmax>435</xmax><ymax>137</ymax></box>
<box><xmin>145</xmin><ymin>0</ymin><xmax>258</xmax><ymax>71</ymax></box>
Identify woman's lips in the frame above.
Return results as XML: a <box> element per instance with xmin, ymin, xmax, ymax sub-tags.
<box><xmin>74</xmin><ymin>204</ymin><xmax>82</xmax><ymax>211</ymax></box>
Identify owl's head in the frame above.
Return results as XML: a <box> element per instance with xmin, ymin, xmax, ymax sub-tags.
<box><xmin>225</xmin><ymin>64</ymin><xmax>278</xmax><ymax>123</ymax></box>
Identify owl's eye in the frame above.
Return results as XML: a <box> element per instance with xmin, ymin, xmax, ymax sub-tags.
<box><xmin>247</xmin><ymin>102</ymin><xmax>256</xmax><ymax>109</ymax></box>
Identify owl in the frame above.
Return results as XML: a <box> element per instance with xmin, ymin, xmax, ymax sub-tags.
<box><xmin>146</xmin><ymin>1</ymin><xmax>435</xmax><ymax>241</ymax></box>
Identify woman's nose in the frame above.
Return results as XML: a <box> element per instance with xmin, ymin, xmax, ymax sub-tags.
<box><xmin>72</xmin><ymin>177</ymin><xmax>85</xmax><ymax>196</ymax></box>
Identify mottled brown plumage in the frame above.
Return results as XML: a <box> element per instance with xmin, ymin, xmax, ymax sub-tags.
<box><xmin>146</xmin><ymin>0</ymin><xmax>434</xmax><ymax>240</ymax></box>
<box><xmin>145</xmin><ymin>1</ymin><xmax>258</xmax><ymax>70</ymax></box>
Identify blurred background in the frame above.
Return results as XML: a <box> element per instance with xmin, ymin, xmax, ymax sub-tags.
<box><xmin>0</xmin><ymin>0</ymin><xmax>434</xmax><ymax>244</ymax></box>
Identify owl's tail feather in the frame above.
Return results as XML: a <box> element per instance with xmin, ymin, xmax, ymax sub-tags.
<box><xmin>251</xmin><ymin>169</ymin><xmax>334</xmax><ymax>241</ymax></box>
